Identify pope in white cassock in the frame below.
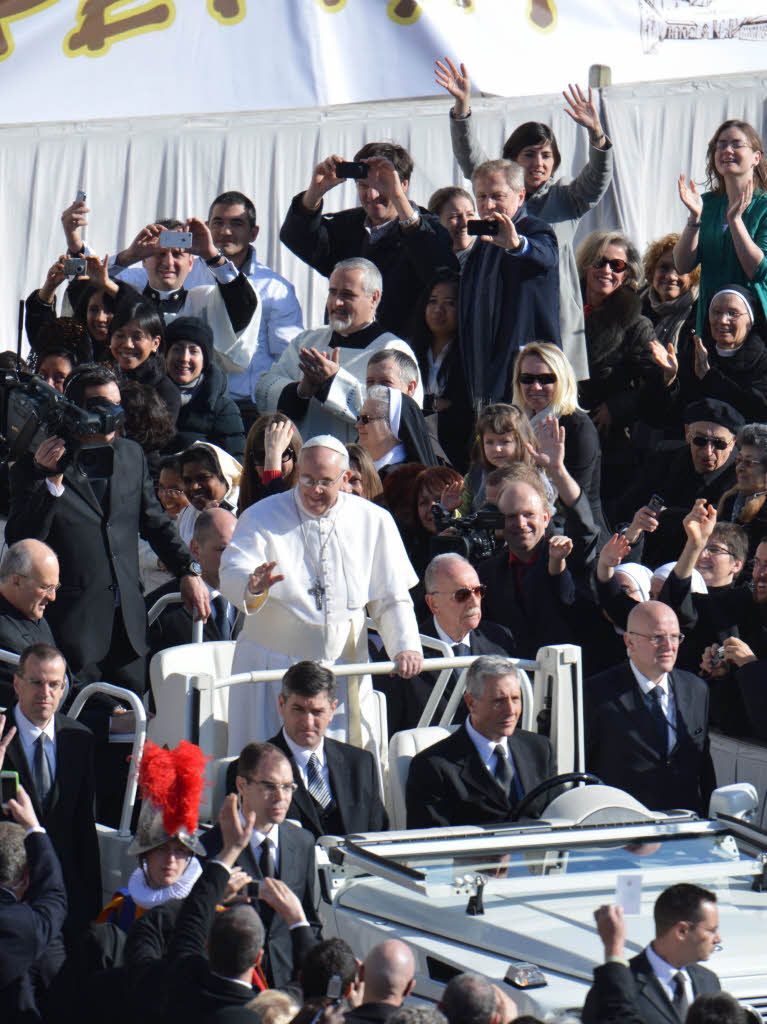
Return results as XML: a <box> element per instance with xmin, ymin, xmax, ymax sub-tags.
<box><xmin>219</xmin><ymin>435</ymin><xmax>423</xmax><ymax>754</ymax></box>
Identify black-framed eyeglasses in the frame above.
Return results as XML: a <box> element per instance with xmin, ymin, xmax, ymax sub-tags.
<box><xmin>519</xmin><ymin>373</ymin><xmax>556</xmax><ymax>387</ymax></box>
<box><xmin>701</xmin><ymin>544</ymin><xmax>734</xmax><ymax>558</ymax></box>
<box><xmin>429</xmin><ymin>585</ymin><xmax>487</xmax><ymax>603</ymax></box>
<box><xmin>690</xmin><ymin>434</ymin><xmax>731</xmax><ymax>452</ymax></box>
<box><xmin>593</xmin><ymin>257</ymin><xmax>627</xmax><ymax>273</ymax></box>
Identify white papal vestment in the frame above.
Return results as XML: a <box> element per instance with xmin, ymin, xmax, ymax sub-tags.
<box><xmin>219</xmin><ymin>488</ymin><xmax>420</xmax><ymax>754</ymax></box>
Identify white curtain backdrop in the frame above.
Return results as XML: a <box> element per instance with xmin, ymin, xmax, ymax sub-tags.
<box><xmin>3</xmin><ymin>70</ymin><xmax>766</xmax><ymax>358</ymax></box>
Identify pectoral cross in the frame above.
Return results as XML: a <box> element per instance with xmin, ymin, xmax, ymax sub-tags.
<box><xmin>308</xmin><ymin>578</ymin><xmax>325</xmax><ymax>611</ymax></box>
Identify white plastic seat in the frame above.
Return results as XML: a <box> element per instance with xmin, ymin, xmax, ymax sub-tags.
<box><xmin>148</xmin><ymin>641</ymin><xmax>237</xmax><ymax>755</ymax></box>
<box><xmin>387</xmin><ymin>725</ymin><xmax>457</xmax><ymax>830</ymax></box>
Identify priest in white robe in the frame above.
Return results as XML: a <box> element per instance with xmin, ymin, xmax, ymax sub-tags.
<box><xmin>255</xmin><ymin>257</ymin><xmax>422</xmax><ymax>444</ymax></box>
<box><xmin>219</xmin><ymin>435</ymin><xmax>423</xmax><ymax>753</ymax></box>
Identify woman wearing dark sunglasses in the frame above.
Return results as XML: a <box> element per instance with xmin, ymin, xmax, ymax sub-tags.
<box><xmin>511</xmin><ymin>341</ymin><xmax>607</xmax><ymax>536</ymax></box>
<box><xmin>237</xmin><ymin>412</ymin><xmax>303</xmax><ymax>514</ymax></box>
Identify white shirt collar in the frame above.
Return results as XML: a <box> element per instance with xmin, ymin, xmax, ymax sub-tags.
<box><xmin>14</xmin><ymin>705</ymin><xmax>55</xmax><ymax>746</ymax></box>
<box><xmin>465</xmin><ymin>715</ymin><xmax>508</xmax><ymax>765</ymax></box>
<box><xmin>208</xmin><ymin>970</ymin><xmax>253</xmax><ymax>990</ymax></box>
<box><xmin>433</xmin><ymin>618</ymin><xmax>471</xmax><ymax>648</ymax></box>
<box><xmin>281</xmin><ymin>725</ymin><xmax>324</xmax><ymax>768</ymax></box>
<box><xmin>629</xmin><ymin>660</ymin><xmax>669</xmax><ymax>697</ymax></box>
<box><xmin>373</xmin><ymin>442</ymin><xmax>407</xmax><ymax>470</ymax></box>
<box><xmin>645</xmin><ymin>943</ymin><xmax>691</xmax><ymax>997</ymax></box>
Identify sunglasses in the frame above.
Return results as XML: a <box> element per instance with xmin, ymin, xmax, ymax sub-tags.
<box><xmin>690</xmin><ymin>435</ymin><xmax>731</xmax><ymax>452</ymax></box>
<box><xmin>519</xmin><ymin>373</ymin><xmax>557</xmax><ymax>386</ymax></box>
<box><xmin>356</xmin><ymin>414</ymin><xmax>387</xmax><ymax>425</ymax></box>
<box><xmin>430</xmin><ymin>585</ymin><xmax>487</xmax><ymax>602</ymax></box>
<box><xmin>253</xmin><ymin>447</ymin><xmax>295</xmax><ymax>464</ymax></box>
<box><xmin>593</xmin><ymin>257</ymin><xmax>627</xmax><ymax>272</ymax></box>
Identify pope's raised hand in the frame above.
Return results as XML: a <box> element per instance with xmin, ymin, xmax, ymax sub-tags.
<box><xmin>248</xmin><ymin>561</ymin><xmax>285</xmax><ymax>595</ymax></box>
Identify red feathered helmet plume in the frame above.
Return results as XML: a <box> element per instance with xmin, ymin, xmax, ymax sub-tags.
<box><xmin>127</xmin><ymin>741</ymin><xmax>208</xmax><ymax>857</ymax></box>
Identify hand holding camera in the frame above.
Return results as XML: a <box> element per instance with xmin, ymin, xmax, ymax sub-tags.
<box><xmin>303</xmin><ymin>154</ymin><xmax>346</xmax><ymax>211</ymax></box>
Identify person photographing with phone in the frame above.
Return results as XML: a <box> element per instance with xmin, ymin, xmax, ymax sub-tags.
<box><xmin>280</xmin><ymin>142</ymin><xmax>457</xmax><ymax>337</ymax></box>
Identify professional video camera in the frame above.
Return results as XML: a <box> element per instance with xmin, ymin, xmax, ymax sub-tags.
<box><xmin>431</xmin><ymin>501</ymin><xmax>505</xmax><ymax>563</ymax></box>
<box><xmin>0</xmin><ymin>370</ymin><xmax>124</xmax><ymax>479</ymax></box>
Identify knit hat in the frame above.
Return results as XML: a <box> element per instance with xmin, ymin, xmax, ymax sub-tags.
<box><xmin>165</xmin><ymin>316</ymin><xmax>214</xmax><ymax>369</ymax></box>
<box><xmin>683</xmin><ymin>398</ymin><xmax>744</xmax><ymax>434</ymax></box>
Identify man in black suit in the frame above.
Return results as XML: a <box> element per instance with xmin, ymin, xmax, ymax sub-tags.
<box><xmin>583</xmin><ymin>885</ymin><xmax>721</xmax><ymax>1024</ymax></box>
<box><xmin>406</xmin><ymin>655</ymin><xmax>555</xmax><ymax>829</ymax></box>
<box><xmin>479</xmin><ymin>440</ymin><xmax>599</xmax><ymax>659</ymax></box>
<box><xmin>0</xmin><ymin>780</ymin><xmax>68</xmax><ymax>1024</ymax></box>
<box><xmin>0</xmin><ymin>540</ymin><xmax>59</xmax><ymax>709</ymax></box>
<box><xmin>201</xmin><ymin>741</ymin><xmax>321</xmax><ymax>989</ymax></box>
<box><xmin>159</xmin><ymin>793</ymin><xmax>266</xmax><ymax>1022</ymax></box>
<box><xmin>268</xmin><ymin>661</ymin><xmax>388</xmax><ymax>838</ymax></box>
<box><xmin>346</xmin><ymin>940</ymin><xmax>416</xmax><ymax>1024</ymax></box>
<box><xmin>379</xmin><ymin>553</ymin><xmax>515</xmax><ymax>735</ymax></box>
<box><xmin>585</xmin><ymin>600</ymin><xmax>716</xmax><ymax>814</ymax></box>
<box><xmin>280</xmin><ymin>142</ymin><xmax>457</xmax><ymax>338</ymax></box>
<box><xmin>6</xmin><ymin>364</ymin><xmax>209</xmax><ymax>695</ymax></box>
<box><xmin>147</xmin><ymin>507</ymin><xmax>238</xmax><ymax>657</ymax></box>
<box><xmin>1</xmin><ymin>643</ymin><xmax>100</xmax><ymax>942</ymax></box>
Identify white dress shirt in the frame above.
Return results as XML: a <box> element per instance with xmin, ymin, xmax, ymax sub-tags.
<box><xmin>465</xmin><ymin>716</ymin><xmax>515</xmax><ymax>778</ymax></box>
<box><xmin>433</xmin><ymin>619</ymin><xmax>471</xmax><ymax>649</ymax></box>
<box><xmin>13</xmin><ymin>705</ymin><xmax>56</xmax><ymax>780</ymax></box>
<box><xmin>281</xmin><ymin>727</ymin><xmax>332</xmax><ymax>796</ymax></box>
<box><xmin>249</xmin><ymin>824</ymin><xmax>280</xmax><ymax>875</ymax></box>
<box><xmin>645</xmin><ymin>943</ymin><xmax>693</xmax><ymax>1008</ymax></box>
<box><xmin>629</xmin><ymin>661</ymin><xmax>677</xmax><ymax>751</ymax></box>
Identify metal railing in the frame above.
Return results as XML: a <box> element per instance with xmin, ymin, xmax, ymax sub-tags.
<box><xmin>67</xmin><ymin>682</ymin><xmax>147</xmax><ymax>836</ymax></box>
<box><xmin>147</xmin><ymin>592</ymin><xmax>204</xmax><ymax>643</ymax></box>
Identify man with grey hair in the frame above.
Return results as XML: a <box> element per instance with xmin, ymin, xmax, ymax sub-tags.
<box><xmin>461</xmin><ymin>157</ymin><xmax>560</xmax><ymax>405</ymax></box>
<box><xmin>0</xmin><ymin>540</ymin><xmax>59</xmax><ymax>708</ymax></box>
<box><xmin>221</xmin><ymin>436</ymin><xmax>422</xmax><ymax>751</ymax></box>
<box><xmin>406</xmin><ymin>653</ymin><xmax>554</xmax><ymax>827</ymax></box>
<box><xmin>379</xmin><ymin>553</ymin><xmax>515</xmax><ymax>736</ymax></box>
<box><xmin>257</xmin><ymin>257</ymin><xmax>422</xmax><ymax>443</ymax></box>
<box><xmin>366</xmin><ymin>348</ymin><xmax>419</xmax><ymax>400</ymax></box>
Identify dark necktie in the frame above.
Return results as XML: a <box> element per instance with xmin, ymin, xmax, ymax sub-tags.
<box><xmin>453</xmin><ymin>642</ymin><xmax>471</xmax><ymax>658</ymax></box>
<box><xmin>34</xmin><ymin>734</ymin><xmax>52</xmax><ymax>806</ymax></box>
<box><xmin>212</xmin><ymin>595</ymin><xmax>231</xmax><ymax>640</ymax></box>
<box><xmin>647</xmin><ymin>685</ymin><xmax>669</xmax><ymax>753</ymax></box>
<box><xmin>672</xmin><ymin>971</ymin><xmax>689</xmax><ymax>1021</ymax></box>
<box><xmin>307</xmin><ymin>753</ymin><xmax>333</xmax><ymax>809</ymax></box>
<box><xmin>259</xmin><ymin>836</ymin><xmax>275</xmax><ymax>879</ymax></box>
<box><xmin>494</xmin><ymin>744</ymin><xmax>513</xmax><ymax>792</ymax></box>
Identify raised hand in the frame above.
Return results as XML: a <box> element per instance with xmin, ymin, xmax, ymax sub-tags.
<box><xmin>38</xmin><ymin>255</ymin><xmax>69</xmax><ymax>303</ymax></box>
<box><xmin>528</xmin><ymin>414</ymin><xmax>565</xmax><ymax>473</ymax></box>
<box><xmin>562</xmin><ymin>83</ymin><xmax>603</xmax><ymax>139</ymax></box>
<box><xmin>649</xmin><ymin>339</ymin><xmax>679</xmax><ymax>387</ymax></box>
<box><xmin>218</xmin><ymin>792</ymin><xmax>254</xmax><ymax>865</ymax></box>
<box><xmin>222</xmin><ymin>867</ymin><xmax>253</xmax><ymax>904</ymax></box>
<box><xmin>678</xmin><ymin>174</ymin><xmax>703</xmax><ymax>219</ymax></box>
<box><xmin>0</xmin><ymin>713</ymin><xmax>17</xmax><ymax>771</ymax></box>
<box><xmin>61</xmin><ymin>198</ymin><xmax>89</xmax><ymax>253</ymax></box>
<box><xmin>597</xmin><ymin>532</ymin><xmax>632</xmax><ymax>580</ymax></box>
<box><xmin>185</xmin><ymin>217</ymin><xmax>218</xmax><ymax>261</ymax></box>
<box><xmin>441</xmin><ymin>478</ymin><xmax>464</xmax><ymax>512</ymax></box>
<box><xmin>682</xmin><ymin>498</ymin><xmax>717</xmax><ymax>548</ymax></box>
<box><xmin>6</xmin><ymin>785</ymin><xmax>39</xmax><ymax>832</ymax></box>
<box><xmin>434</xmin><ymin>57</ymin><xmax>471</xmax><ymax>115</ymax></box>
<box><xmin>85</xmin><ymin>253</ymin><xmax>119</xmax><ymax>295</ymax></box>
<box><xmin>726</xmin><ymin>178</ymin><xmax>754</xmax><ymax>223</ymax></box>
<box><xmin>594</xmin><ymin>904</ymin><xmax>626</xmax><ymax>958</ymax></box>
<box><xmin>483</xmin><ymin>211</ymin><xmax>521</xmax><ymax>252</ymax></box>
<box><xmin>692</xmin><ymin>333</ymin><xmax>710</xmax><ymax>380</ymax></box>
<box><xmin>248</xmin><ymin>561</ymin><xmax>285</xmax><ymax>596</ymax></box>
<box><xmin>548</xmin><ymin>534</ymin><xmax>573</xmax><ymax>575</ymax></box>
<box><xmin>263</xmin><ymin>419</ymin><xmax>295</xmax><ymax>472</ymax></box>
<box><xmin>303</xmin><ymin>154</ymin><xmax>345</xmax><ymax>212</ymax></box>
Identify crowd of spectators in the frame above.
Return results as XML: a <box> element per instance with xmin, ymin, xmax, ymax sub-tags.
<box><xmin>1</xmin><ymin>55</ymin><xmax>767</xmax><ymax>1021</ymax></box>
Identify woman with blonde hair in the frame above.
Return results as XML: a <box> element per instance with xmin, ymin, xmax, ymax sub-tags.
<box><xmin>512</xmin><ymin>341</ymin><xmax>606</xmax><ymax>533</ymax></box>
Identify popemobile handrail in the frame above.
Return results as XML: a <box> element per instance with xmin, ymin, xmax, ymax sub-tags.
<box><xmin>67</xmin><ymin>682</ymin><xmax>147</xmax><ymax>837</ymax></box>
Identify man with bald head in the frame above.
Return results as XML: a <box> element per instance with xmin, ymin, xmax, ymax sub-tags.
<box><xmin>148</xmin><ymin>507</ymin><xmax>239</xmax><ymax>655</ymax></box>
<box><xmin>220</xmin><ymin>435</ymin><xmax>422</xmax><ymax>750</ymax></box>
<box><xmin>346</xmin><ymin>939</ymin><xmax>416</xmax><ymax>1024</ymax></box>
<box><xmin>584</xmin><ymin>600</ymin><xmax>716</xmax><ymax>813</ymax></box>
<box><xmin>0</xmin><ymin>540</ymin><xmax>59</xmax><ymax>707</ymax></box>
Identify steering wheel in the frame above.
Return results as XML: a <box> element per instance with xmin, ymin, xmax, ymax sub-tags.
<box><xmin>513</xmin><ymin>771</ymin><xmax>603</xmax><ymax>820</ymax></box>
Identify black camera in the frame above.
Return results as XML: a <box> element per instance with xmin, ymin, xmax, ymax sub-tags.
<box><xmin>335</xmin><ymin>161</ymin><xmax>368</xmax><ymax>179</ymax></box>
<box><xmin>0</xmin><ymin>370</ymin><xmax>124</xmax><ymax>479</ymax></box>
<box><xmin>431</xmin><ymin>501</ymin><xmax>505</xmax><ymax>563</ymax></box>
<box><xmin>467</xmin><ymin>219</ymin><xmax>500</xmax><ymax>236</ymax></box>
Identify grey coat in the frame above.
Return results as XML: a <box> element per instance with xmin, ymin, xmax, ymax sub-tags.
<box><xmin>450</xmin><ymin>111</ymin><xmax>614</xmax><ymax>380</ymax></box>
